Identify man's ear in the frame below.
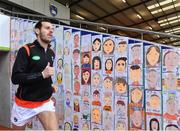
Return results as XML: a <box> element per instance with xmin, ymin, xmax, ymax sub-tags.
<box><xmin>34</xmin><ymin>28</ymin><xmax>40</xmax><ymax>35</ymax></box>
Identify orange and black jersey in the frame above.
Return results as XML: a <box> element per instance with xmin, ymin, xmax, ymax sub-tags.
<box><xmin>11</xmin><ymin>40</ymin><xmax>55</xmax><ymax>104</ymax></box>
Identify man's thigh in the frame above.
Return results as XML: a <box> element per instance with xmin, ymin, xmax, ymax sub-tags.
<box><xmin>37</xmin><ymin>111</ymin><xmax>58</xmax><ymax>130</ymax></box>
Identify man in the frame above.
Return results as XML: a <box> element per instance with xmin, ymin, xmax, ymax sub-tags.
<box><xmin>11</xmin><ymin>20</ymin><xmax>58</xmax><ymax>130</ymax></box>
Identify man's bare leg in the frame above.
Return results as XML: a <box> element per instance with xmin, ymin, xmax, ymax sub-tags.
<box><xmin>37</xmin><ymin>111</ymin><xmax>58</xmax><ymax>130</ymax></box>
<box><xmin>12</xmin><ymin>124</ymin><xmax>26</xmax><ymax>130</ymax></box>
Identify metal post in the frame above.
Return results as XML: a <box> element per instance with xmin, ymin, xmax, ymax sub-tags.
<box><xmin>141</xmin><ymin>33</ymin><xmax>143</xmax><ymax>40</ymax></box>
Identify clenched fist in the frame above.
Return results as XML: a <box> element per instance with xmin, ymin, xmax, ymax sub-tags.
<box><xmin>42</xmin><ymin>62</ymin><xmax>54</xmax><ymax>78</ymax></box>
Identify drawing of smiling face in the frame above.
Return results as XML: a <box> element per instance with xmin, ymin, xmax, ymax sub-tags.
<box><xmin>92</xmin><ymin>108</ymin><xmax>101</xmax><ymax>124</ymax></box>
<box><xmin>149</xmin><ymin>95</ymin><xmax>160</xmax><ymax>109</ymax></box>
<box><xmin>103</xmin><ymin>39</ymin><xmax>115</xmax><ymax>54</ymax></box>
<box><xmin>146</xmin><ymin>46</ymin><xmax>160</xmax><ymax>66</ymax></box>
<box><xmin>147</xmin><ymin>70</ymin><xmax>158</xmax><ymax>89</ymax></box>
<box><xmin>82</xmin><ymin>70</ymin><xmax>90</xmax><ymax>84</ymax></box>
<box><xmin>92</xmin><ymin>73</ymin><xmax>101</xmax><ymax>87</ymax></box>
<box><xmin>115</xmin><ymin>82</ymin><xmax>127</xmax><ymax>94</ymax></box>
<box><xmin>117</xmin><ymin>41</ymin><xmax>126</xmax><ymax>53</ymax></box>
<box><xmin>131</xmin><ymin>110</ymin><xmax>143</xmax><ymax>128</ymax></box>
<box><xmin>93</xmin><ymin>39</ymin><xmax>101</xmax><ymax>52</ymax></box>
<box><xmin>164</xmin><ymin>51</ymin><xmax>179</xmax><ymax>71</ymax></box>
<box><xmin>131</xmin><ymin>88</ymin><xmax>143</xmax><ymax>104</ymax></box>
<box><xmin>115</xmin><ymin>59</ymin><xmax>126</xmax><ymax>72</ymax></box>
<box><xmin>94</xmin><ymin>59</ymin><xmax>100</xmax><ymax>70</ymax></box>
<box><xmin>103</xmin><ymin>77</ymin><xmax>113</xmax><ymax>89</ymax></box>
<box><xmin>105</xmin><ymin>59</ymin><xmax>113</xmax><ymax>71</ymax></box>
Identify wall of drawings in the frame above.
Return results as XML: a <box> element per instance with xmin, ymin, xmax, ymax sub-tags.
<box><xmin>9</xmin><ymin>17</ymin><xmax>180</xmax><ymax>130</ymax></box>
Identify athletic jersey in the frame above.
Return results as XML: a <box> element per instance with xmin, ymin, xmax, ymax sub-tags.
<box><xmin>11</xmin><ymin>40</ymin><xmax>55</xmax><ymax>107</ymax></box>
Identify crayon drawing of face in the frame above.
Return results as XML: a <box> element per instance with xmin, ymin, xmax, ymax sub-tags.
<box><xmin>147</xmin><ymin>69</ymin><xmax>159</xmax><ymax>90</ymax></box>
<box><xmin>83</xmin><ymin>54</ymin><xmax>90</xmax><ymax>64</ymax></box>
<box><xmin>82</xmin><ymin>122</ymin><xmax>89</xmax><ymax>130</ymax></box>
<box><xmin>74</xmin><ymin>99</ymin><xmax>80</xmax><ymax>112</ymax></box>
<box><xmin>92</xmin><ymin>56</ymin><xmax>101</xmax><ymax>70</ymax></box>
<box><xmin>164</xmin><ymin>51</ymin><xmax>179</xmax><ymax>72</ymax></box>
<box><xmin>74</xmin><ymin>80</ymin><xmax>80</xmax><ymax>95</ymax></box>
<box><xmin>74</xmin><ymin>65</ymin><xmax>80</xmax><ymax>78</ymax></box>
<box><xmin>117</xmin><ymin>41</ymin><xmax>127</xmax><ymax>53</ymax></box>
<box><xmin>105</xmin><ymin>59</ymin><xmax>113</xmax><ymax>73</ymax></box>
<box><xmin>64</xmin><ymin>63</ymin><xmax>69</xmax><ymax>74</ymax></box>
<box><xmin>73</xmin><ymin>115</ymin><xmax>79</xmax><ymax>125</ymax></box>
<box><xmin>116</xmin><ymin>120</ymin><xmax>126</xmax><ymax>131</ymax></box>
<box><xmin>64</xmin><ymin>31</ymin><xmax>71</xmax><ymax>42</ymax></box>
<box><xmin>116</xmin><ymin>100</ymin><xmax>126</xmax><ymax>114</ymax></box>
<box><xmin>131</xmin><ymin>87</ymin><xmax>143</xmax><ymax>104</ymax></box>
<box><xmin>92</xmin><ymin>73</ymin><xmax>101</xmax><ymax>87</ymax></box>
<box><xmin>166</xmin><ymin>97</ymin><xmax>178</xmax><ymax>116</ymax></box>
<box><xmin>104</xmin><ymin>113</ymin><xmax>112</xmax><ymax>129</ymax></box>
<box><xmin>103</xmin><ymin>39</ymin><xmax>115</xmax><ymax>55</ymax></box>
<box><xmin>146</xmin><ymin>46</ymin><xmax>160</xmax><ymax>67</ymax></box>
<box><xmin>130</xmin><ymin>65</ymin><xmax>141</xmax><ymax>85</ymax></box>
<box><xmin>82</xmin><ymin>69</ymin><xmax>91</xmax><ymax>85</ymax></box>
<box><xmin>64</xmin><ymin>46</ymin><xmax>70</xmax><ymax>56</ymax></box>
<box><xmin>64</xmin><ymin>122</ymin><xmax>72</xmax><ymax>130</ymax></box>
<box><xmin>73</xmin><ymin>49</ymin><xmax>80</xmax><ymax>61</ymax></box>
<box><xmin>164</xmin><ymin>73</ymin><xmax>176</xmax><ymax>89</ymax></box>
<box><xmin>115</xmin><ymin>57</ymin><xmax>127</xmax><ymax>72</ymax></box>
<box><xmin>57</xmin><ymin>72</ymin><xmax>63</xmax><ymax>85</ymax></box>
<box><xmin>115</xmin><ymin>77</ymin><xmax>127</xmax><ymax>94</ymax></box>
<box><xmin>149</xmin><ymin>95</ymin><xmax>160</xmax><ymax>110</ymax></box>
<box><xmin>57</xmin><ymin>58</ymin><xmax>63</xmax><ymax>69</ymax></box>
<box><xmin>92</xmin><ymin>108</ymin><xmax>101</xmax><ymax>124</ymax></box>
<box><xmin>92</xmin><ymin>38</ymin><xmax>101</xmax><ymax>52</ymax></box>
<box><xmin>131</xmin><ymin>45</ymin><xmax>141</xmax><ymax>64</ymax></box>
<box><xmin>103</xmin><ymin>76</ymin><xmax>113</xmax><ymax>89</ymax></box>
<box><xmin>131</xmin><ymin>110</ymin><xmax>143</xmax><ymax>128</ymax></box>
<box><xmin>74</xmin><ymin>34</ymin><xmax>79</xmax><ymax>48</ymax></box>
<box><xmin>104</xmin><ymin>94</ymin><xmax>112</xmax><ymax>107</ymax></box>
<box><xmin>149</xmin><ymin>118</ymin><xmax>159</xmax><ymax>131</ymax></box>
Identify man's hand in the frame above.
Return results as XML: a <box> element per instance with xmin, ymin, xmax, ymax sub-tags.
<box><xmin>42</xmin><ymin>62</ymin><xmax>54</xmax><ymax>78</ymax></box>
<box><xmin>52</xmin><ymin>84</ymin><xmax>58</xmax><ymax>93</ymax></box>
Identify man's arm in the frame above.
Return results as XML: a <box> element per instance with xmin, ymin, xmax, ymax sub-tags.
<box><xmin>11</xmin><ymin>47</ymin><xmax>44</xmax><ymax>85</ymax></box>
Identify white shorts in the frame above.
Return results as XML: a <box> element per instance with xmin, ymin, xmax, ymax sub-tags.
<box><xmin>11</xmin><ymin>100</ymin><xmax>55</xmax><ymax>126</ymax></box>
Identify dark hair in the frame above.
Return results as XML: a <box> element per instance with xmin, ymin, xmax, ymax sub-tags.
<box><xmin>92</xmin><ymin>56</ymin><xmax>101</xmax><ymax>70</ymax></box>
<box><xmin>130</xmin><ymin>65</ymin><xmax>140</xmax><ymax>70</ymax></box>
<box><xmin>131</xmin><ymin>45</ymin><xmax>141</xmax><ymax>50</ymax></box>
<box><xmin>146</xmin><ymin>45</ymin><xmax>160</xmax><ymax>66</ymax></box>
<box><xmin>149</xmin><ymin>118</ymin><xmax>159</xmax><ymax>131</ymax></box>
<box><xmin>119</xmin><ymin>41</ymin><xmax>126</xmax><ymax>45</ymax></box>
<box><xmin>57</xmin><ymin>58</ymin><xmax>63</xmax><ymax>68</ymax></box>
<box><xmin>64</xmin><ymin>122</ymin><xmax>72</xmax><ymax>130</ymax></box>
<box><xmin>116</xmin><ymin>57</ymin><xmax>127</xmax><ymax>64</ymax></box>
<box><xmin>105</xmin><ymin>59</ymin><xmax>113</xmax><ymax>71</ymax></box>
<box><xmin>114</xmin><ymin>77</ymin><xmax>127</xmax><ymax>86</ymax></box>
<box><xmin>83</xmin><ymin>53</ymin><xmax>90</xmax><ymax>58</ymax></box>
<box><xmin>35</xmin><ymin>19</ymin><xmax>52</xmax><ymax>29</ymax></box>
<box><xmin>104</xmin><ymin>76</ymin><xmax>113</xmax><ymax>82</ymax></box>
<box><xmin>73</xmin><ymin>49</ymin><xmax>80</xmax><ymax>54</ymax></box>
<box><xmin>150</xmin><ymin>94</ymin><xmax>159</xmax><ymax>98</ymax></box>
<box><xmin>165</xmin><ymin>124</ymin><xmax>179</xmax><ymax>130</ymax></box>
<box><xmin>92</xmin><ymin>38</ymin><xmax>101</xmax><ymax>51</ymax></box>
<box><xmin>116</xmin><ymin>100</ymin><xmax>125</xmax><ymax>106</ymax></box>
<box><xmin>93</xmin><ymin>90</ymin><xmax>100</xmax><ymax>95</ymax></box>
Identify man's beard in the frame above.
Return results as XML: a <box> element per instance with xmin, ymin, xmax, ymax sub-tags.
<box><xmin>40</xmin><ymin>33</ymin><xmax>51</xmax><ymax>44</ymax></box>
